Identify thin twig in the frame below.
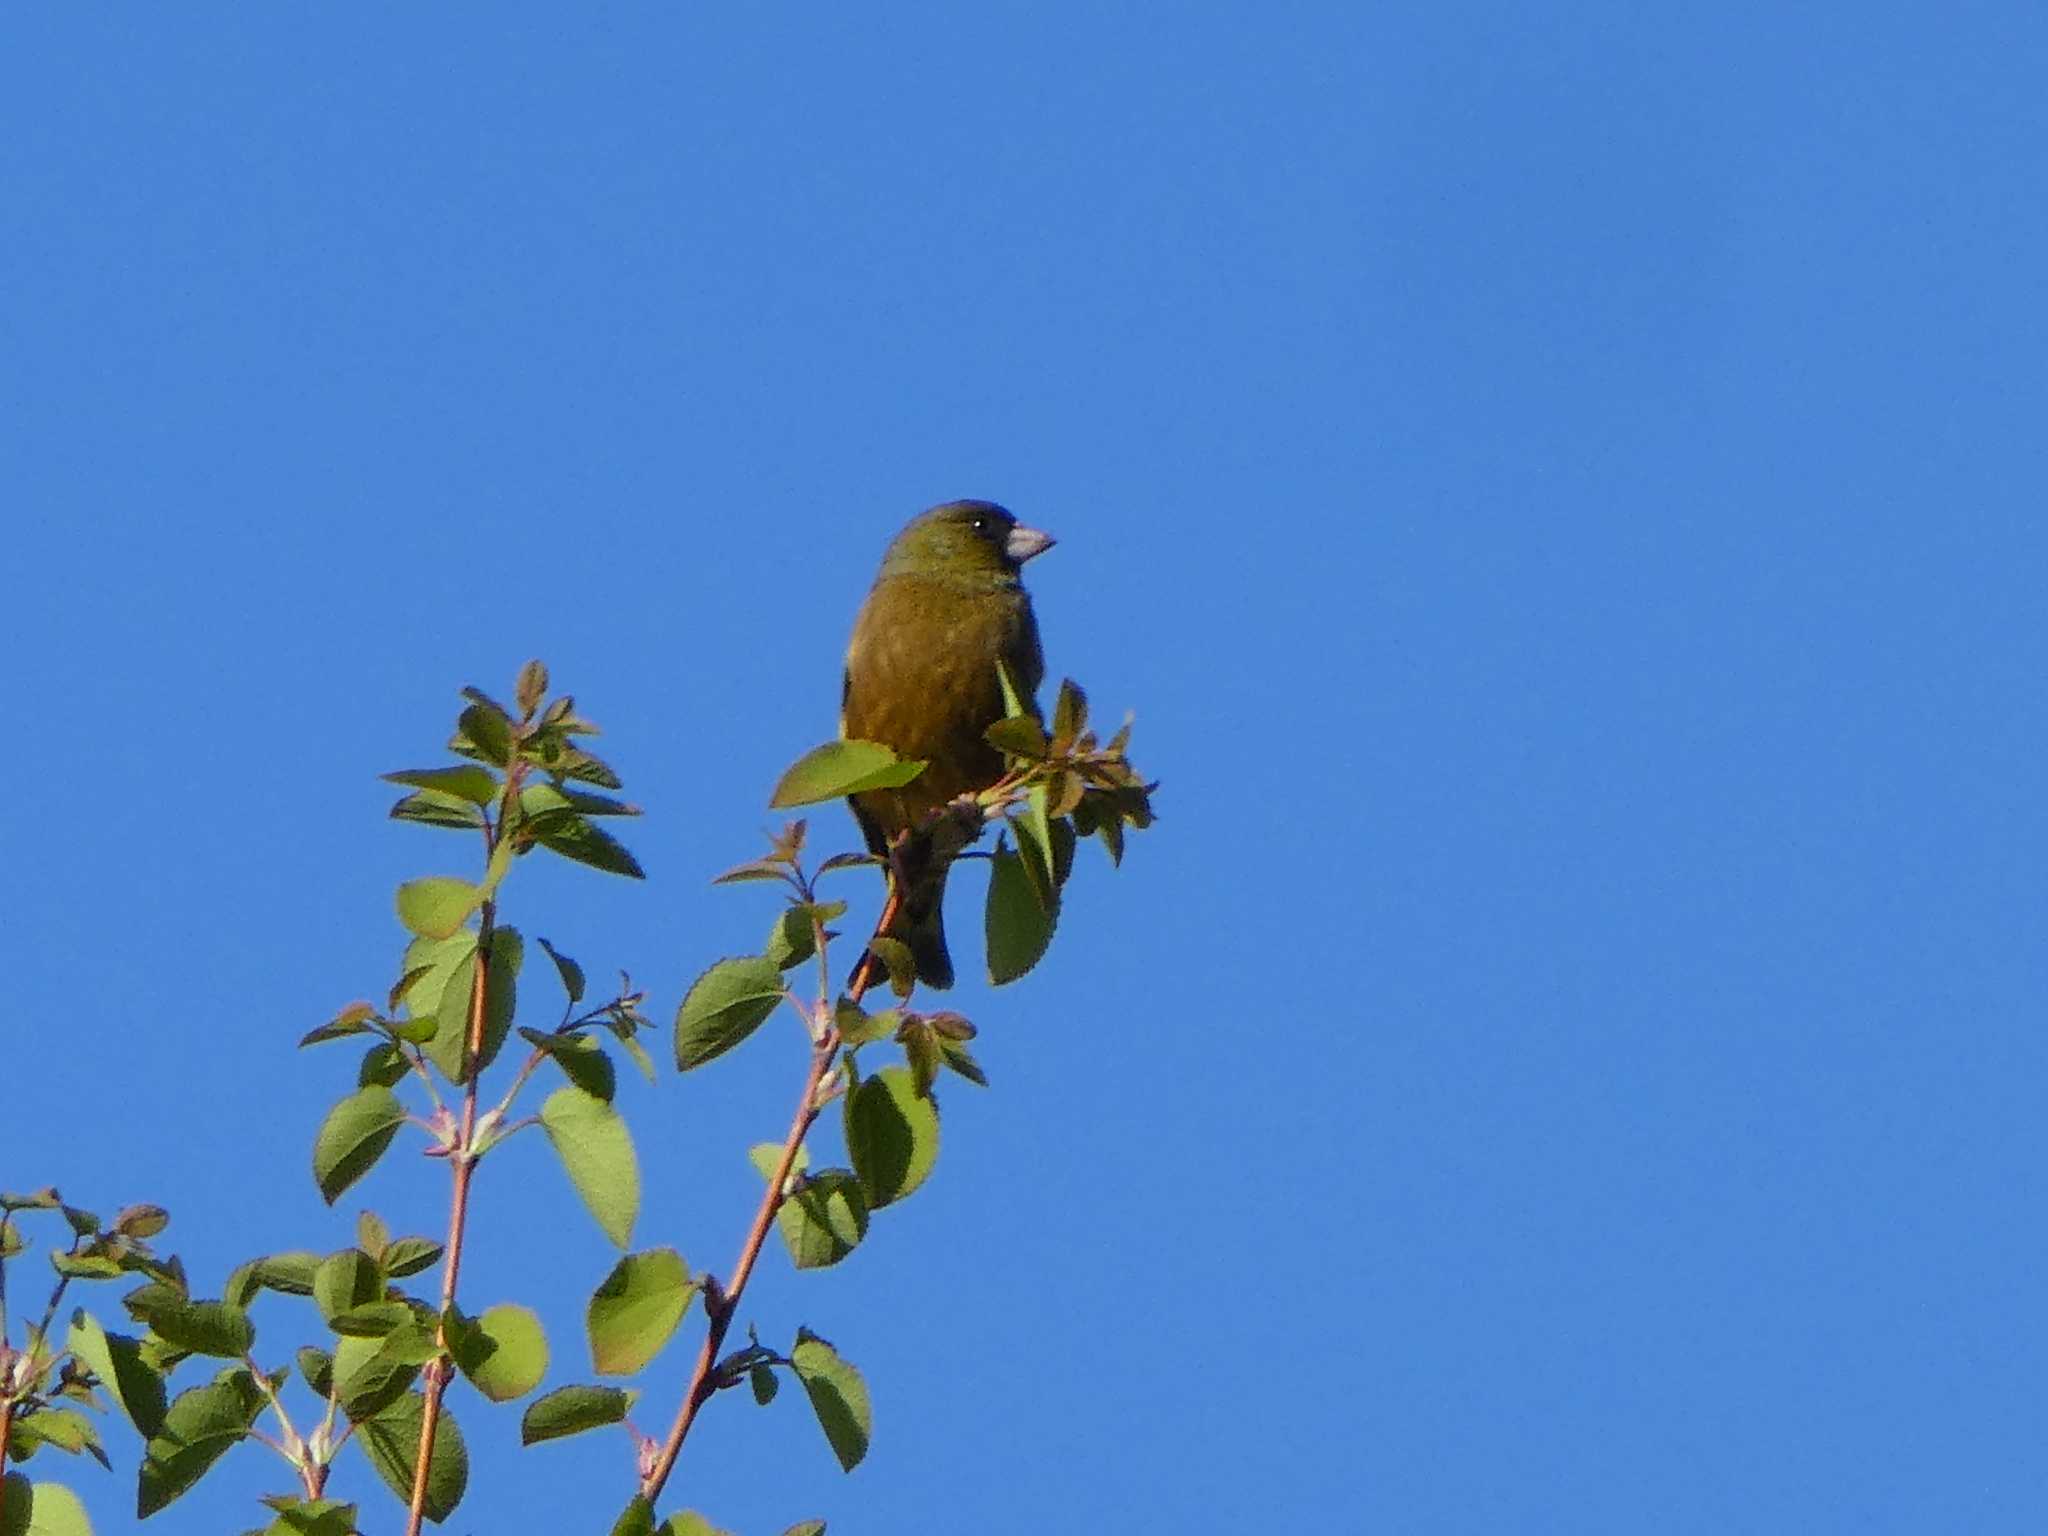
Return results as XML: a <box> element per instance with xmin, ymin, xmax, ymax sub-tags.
<box><xmin>638</xmin><ymin>886</ymin><xmax>902</xmax><ymax>1507</ymax></box>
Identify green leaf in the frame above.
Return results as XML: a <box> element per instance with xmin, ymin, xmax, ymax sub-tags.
<box><xmin>846</xmin><ymin>1066</ymin><xmax>940</xmax><ymax>1209</ymax></box>
<box><xmin>311</xmin><ymin>1087</ymin><xmax>405</xmax><ymax>1205</ymax></box>
<box><xmin>67</xmin><ymin>1312</ymin><xmax>166</xmax><ymax>1438</ymax></box>
<box><xmin>394</xmin><ymin>877</ymin><xmax>482</xmax><ymax>941</ymax></box>
<box><xmin>455</xmin><ymin>1304</ymin><xmax>548</xmax><ymax>1403</ymax></box>
<box><xmin>777</xmin><ymin>1173</ymin><xmax>869</xmax><ymax>1270</ymax></box>
<box><xmin>587</xmin><ymin>1249</ymin><xmax>693</xmax><ymax>1376</ymax></box>
<box><xmin>790</xmin><ymin>1329</ymin><xmax>872</xmax><ymax>1472</ymax></box>
<box><xmin>258</xmin><ymin>1496</ymin><xmax>359</xmax><ymax>1535</ymax></box>
<box><xmin>515</xmin><ymin>659</ymin><xmax>549</xmax><ymax>717</ymax></box>
<box><xmin>984</xmin><ymin>840</ymin><xmax>1055</xmax><ymax>985</ymax></box>
<box><xmin>749</xmin><ymin>1364</ymin><xmax>779</xmax><ymax>1405</ymax></box>
<box><xmin>764</xmin><ymin>906</ymin><xmax>818</xmax><ymax>972</ymax></box>
<box><xmin>331</xmin><ymin>1335</ymin><xmax>419</xmax><ymax>1422</ymax></box>
<box><xmin>452</xmin><ymin>700</ymin><xmax>513</xmax><ymax>767</ymax></box>
<box><xmin>250</xmin><ymin>1252</ymin><xmax>321</xmax><ymax>1296</ymax></box>
<box><xmin>663</xmin><ymin>1515</ymin><xmax>732</xmax><ymax>1536</ymax></box>
<box><xmin>0</xmin><ymin>1475</ymin><xmax>93</xmax><ymax>1536</ymax></box>
<box><xmin>673</xmin><ymin>957</ymin><xmax>785</xmax><ymax>1071</ymax></box>
<box><xmin>618</xmin><ymin>1032</ymin><xmax>657</xmax><ymax>1085</ymax></box>
<box><xmin>536</xmin><ymin>937</ymin><xmax>585</xmax><ymax>1003</ymax></box>
<box><xmin>357</xmin><ymin>1042</ymin><xmax>408</xmax><ymax>1089</ymax></box>
<box><xmin>520</xmin><ymin>1029</ymin><xmax>617</xmax><ymax>1102</ymax></box>
<box><xmin>384</xmin><ymin>764</ymin><xmax>500</xmax><ymax>805</ymax></box>
<box><xmin>113</xmin><ymin>1205</ymin><xmax>169</xmax><ymax>1240</ymax></box>
<box><xmin>327</xmin><ymin>1301</ymin><xmax>412</xmax><ymax>1339</ymax></box>
<box><xmin>395</xmin><ymin>931</ymin><xmax>475</xmax><ymax>1024</ymax></box>
<box><xmin>424</xmin><ymin>928</ymin><xmax>522</xmax><ymax>1083</ymax></box>
<box><xmin>835</xmin><ymin>999</ymin><xmax>898</xmax><ymax>1048</ymax></box>
<box><xmin>1051</xmin><ymin>677</ymin><xmax>1088</xmax><ymax>741</ymax></box>
<box><xmin>358</xmin><ymin>1391</ymin><xmax>468</xmax><ymax>1525</ymax></box>
<box><xmin>381</xmin><ymin>1237</ymin><xmax>443</xmax><ymax>1280</ymax></box>
<box><xmin>984</xmin><ymin>714</ymin><xmax>1048</xmax><ymax>758</ymax></box>
<box><xmin>146</xmin><ymin>1300</ymin><xmax>253</xmax><ymax>1359</ymax></box>
<box><xmin>137</xmin><ymin>1368</ymin><xmax>264</xmax><ymax>1517</ymax></box>
<box><xmin>1014</xmin><ymin>784</ymin><xmax>1060</xmax><ymax>913</ymax></box>
<box><xmin>768</xmin><ymin>740</ymin><xmax>926</xmax><ymax>808</ymax></box>
<box><xmin>995</xmin><ymin>658</ymin><xmax>1028</xmax><ymax>718</ymax></box>
<box><xmin>295</xmin><ymin>1348</ymin><xmax>333</xmax><ymax>1397</ymax></box>
<box><xmin>9</xmin><ymin>1409</ymin><xmax>105</xmax><ymax>1468</ymax></box>
<box><xmin>532</xmin><ymin>812</ymin><xmax>646</xmax><ymax>880</ymax></box>
<box><xmin>539</xmin><ymin>1087</ymin><xmax>639</xmax><ymax>1248</ymax></box>
<box><xmin>389</xmin><ymin>789</ymin><xmax>489</xmax><ymax>831</ymax></box>
<box><xmin>311</xmin><ymin>1250</ymin><xmax>383</xmax><ymax>1324</ymax></box>
<box><xmin>781</xmin><ymin>1524</ymin><xmax>827</xmax><ymax>1536</ymax></box>
<box><xmin>609</xmin><ymin>1497</ymin><xmax>657</xmax><ymax>1536</ymax></box>
<box><xmin>520</xmin><ymin>1385</ymin><xmax>631</xmax><ymax>1445</ymax></box>
<box><xmin>748</xmin><ymin>1141</ymin><xmax>810</xmax><ymax>1184</ymax></box>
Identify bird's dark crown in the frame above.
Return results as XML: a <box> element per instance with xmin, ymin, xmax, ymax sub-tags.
<box><xmin>878</xmin><ymin>500</ymin><xmax>1048</xmax><ymax>587</ymax></box>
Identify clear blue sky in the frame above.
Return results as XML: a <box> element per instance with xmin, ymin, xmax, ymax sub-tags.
<box><xmin>7</xmin><ymin>5</ymin><xmax>2045</xmax><ymax>1532</ymax></box>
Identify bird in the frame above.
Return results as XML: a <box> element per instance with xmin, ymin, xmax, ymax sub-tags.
<box><xmin>841</xmin><ymin>499</ymin><xmax>1054</xmax><ymax>989</ymax></box>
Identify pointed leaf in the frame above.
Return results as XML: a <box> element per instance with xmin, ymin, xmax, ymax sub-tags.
<box><xmin>674</xmin><ymin>957</ymin><xmax>785</xmax><ymax>1071</ymax></box>
<box><xmin>769</xmin><ymin>741</ymin><xmax>926</xmax><ymax>808</ymax></box>
<box><xmin>520</xmin><ymin>1385</ymin><xmax>631</xmax><ymax>1444</ymax></box>
<box><xmin>790</xmin><ymin>1329</ymin><xmax>871</xmax><ymax>1472</ymax></box>
<box><xmin>985</xmin><ymin>842</ymin><xmax>1055</xmax><ymax>985</ymax></box>
<box><xmin>311</xmin><ymin>1087</ymin><xmax>404</xmax><ymax>1205</ymax></box>
<box><xmin>536</xmin><ymin>938</ymin><xmax>585</xmax><ymax>1004</ymax></box>
<box><xmin>357</xmin><ymin>1392</ymin><xmax>467</xmax><ymax>1524</ymax></box>
<box><xmin>145</xmin><ymin>1300</ymin><xmax>253</xmax><ymax>1359</ymax></box>
<box><xmin>137</xmin><ymin>1368</ymin><xmax>264</xmax><ymax>1517</ymax></box>
<box><xmin>67</xmin><ymin>1312</ymin><xmax>166</xmax><ymax>1438</ymax></box>
<box><xmin>777</xmin><ymin>1173</ymin><xmax>869</xmax><ymax>1270</ymax></box>
<box><xmin>539</xmin><ymin>1087</ymin><xmax>639</xmax><ymax>1247</ymax></box>
<box><xmin>383</xmin><ymin>766</ymin><xmax>500</xmax><ymax>805</ymax></box>
<box><xmin>424</xmin><ymin>929</ymin><xmax>522</xmax><ymax>1083</ymax></box>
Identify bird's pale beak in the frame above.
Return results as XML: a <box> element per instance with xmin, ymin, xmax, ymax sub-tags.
<box><xmin>1006</xmin><ymin>524</ymin><xmax>1056</xmax><ymax>564</ymax></box>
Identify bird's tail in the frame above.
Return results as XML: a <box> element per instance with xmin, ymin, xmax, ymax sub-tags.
<box><xmin>864</xmin><ymin>843</ymin><xmax>954</xmax><ymax>992</ymax></box>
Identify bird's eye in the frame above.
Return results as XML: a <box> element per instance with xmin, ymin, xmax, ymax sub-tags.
<box><xmin>971</xmin><ymin>516</ymin><xmax>989</xmax><ymax>533</ymax></box>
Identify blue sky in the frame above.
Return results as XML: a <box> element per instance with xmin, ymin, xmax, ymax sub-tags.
<box><xmin>6</xmin><ymin>4</ymin><xmax>2045</xmax><ymax>1532</ymax></box>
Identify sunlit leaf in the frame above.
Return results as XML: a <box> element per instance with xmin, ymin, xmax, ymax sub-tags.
<box><xmin>311</xmin><ymin>1088</ymin><xmax>404</xmax><ymax>1205</ymax></box>
<box><xmin>791</xmin><ymin>1329</ymin><xmax>871</xmax><ymax>1472</ymax></box>
<box><xmin>539</xmin><ymin>1088</ymin><xmax>639</xmax><ymax>1248</ymax></box>
<box><xmin>845</xmin><ymin>1066</ymin><xmax>940</xmax><ymax>1209</ymax></box>
<box><xmin>520</xmin><ymin>1385</ymin><xmax>631</xmax><ymax>1444</ymax></box>
<box><xmin>586</xmin><ymin>1250</ymin><xmax>693</xmax><ymax>1376</ymax></box>
<box><xmin>137</xmin><ymin>1368</ymin><xmax>264</xmax><ymax>1517</ymax></box>
<box><xmin>769</xmin><ymin>741</ymin><xmax>926</xmax><ymax>809</ymax></box>
<box><xmin>455</xmin><ymin>1304</ymin><xmax>548</xmax><ymax>1404</ymax></box>
<box><xmin>394</xmin><ymin>878</ymin><xmax>481</xmax><ymax>941</ymax></box>
<box><xmin>674</xmin><ymin>957</ymin><xmax>785</xmax><ymax>1071</ymax></box>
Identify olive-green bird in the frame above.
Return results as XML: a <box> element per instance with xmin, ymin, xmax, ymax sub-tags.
<box><xmin>841</xmin><ymin>500</ymin><xmax>1054</xmax><ymax>989</ymax></box>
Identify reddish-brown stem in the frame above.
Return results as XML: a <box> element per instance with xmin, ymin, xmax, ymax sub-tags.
<box><xmin>404</xmin><ymin>900</ymin><xmax>496</xmax><ymax>1536</ymax></box>
<box><xmin>0</xmin><ymin>1396</ymin><xmax>14</xmax><ymax>1486</ymax></box>
<box><xmin>638</xmin><ymin>887</ymin><xmax>902</xmax><ymax>1507</ymax></box>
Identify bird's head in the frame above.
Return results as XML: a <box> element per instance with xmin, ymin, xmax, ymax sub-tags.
<box><xmin>879</xmin><ymin>500</ymin><xmax>1056</xmax><ymax>588</ymax></box>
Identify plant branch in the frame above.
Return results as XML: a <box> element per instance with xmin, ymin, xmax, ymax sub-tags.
<box><xmin>639</xmin><ymin>885</ymin><xmax>902</xmax><ymax>1506</ymax></box>
<box><xmin>404</xmin><ymin>895</ymin><xmax>498</xmax><ymax>1536</ymax></box>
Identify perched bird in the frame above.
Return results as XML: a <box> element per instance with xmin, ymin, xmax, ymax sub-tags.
<box><xmin>841</xmin><ymin>500</ymin><xmax>1054</xmax><ymax>989</ymax></box>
